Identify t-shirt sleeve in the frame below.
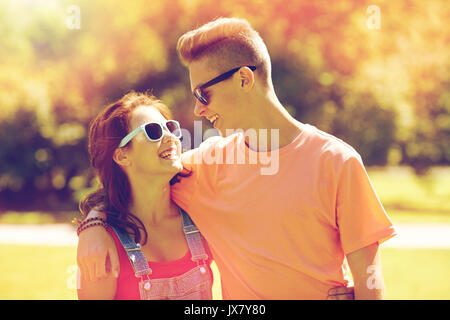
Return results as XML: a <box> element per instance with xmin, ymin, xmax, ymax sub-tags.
<box><xmin>171</xmin><ymin>136</ymin><xmax>222</xmax><ymax>212</ymax></box>
<box><xmin>336</xmin><ymin>153</ymin><xmax>397</xmax><ymax>255</ymax></box>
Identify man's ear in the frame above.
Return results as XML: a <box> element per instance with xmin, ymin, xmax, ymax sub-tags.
<box><xmin>113</xmin><ymin>147</ymin><xmax>131</xmax><ymax>167</ymax></box>
<box><xmin>238</xmin><ymin>66</ymin><xmax>255</xmax><ymax>92</ymax></box>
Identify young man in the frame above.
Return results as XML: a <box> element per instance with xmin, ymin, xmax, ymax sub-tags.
<box><xmin>78</xmin><ymin>18</ymin><xmax>396</xmax><ymax>299</ymax></box>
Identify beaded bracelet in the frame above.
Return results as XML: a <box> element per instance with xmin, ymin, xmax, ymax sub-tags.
<box><xmin>77</xmin><ymin>221</ymin><xmax>108</xmax><ymax>237</ymax></box>
<box><xmin>76</xmin><ymin>216</ymin><xmax>106</xmax><ymax>228</ymax></box>
<box><xmin>80</xmin><ymin>217</ymin><xmax>106</xmax><ymax>227</ymax></box>
<box><xmin>76</xmin><ymin>216</ymin><xmax>106</xmax><ymax>231</ymax></box>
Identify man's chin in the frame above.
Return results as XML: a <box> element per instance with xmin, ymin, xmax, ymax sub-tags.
<box><xmin>213</xmin><ymin>121</ymin><xmax>225</xmax><ymax>137</ymax></box>
<box><xmin>216</xmin><ymin>122</ymin><xmax>249</xmax><ymax>138</ymax></box>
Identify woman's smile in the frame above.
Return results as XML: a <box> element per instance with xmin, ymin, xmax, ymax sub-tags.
<box><xmin>159</xmin><ymin>146</ymin><xmax>180</xmax><ymax>160</ymax></box>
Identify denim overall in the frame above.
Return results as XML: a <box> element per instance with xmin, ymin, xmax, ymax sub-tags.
<box><xmin>111</xmin><ymin>207</ymin><xmax>212</xmax><ymax>300</ymax></box>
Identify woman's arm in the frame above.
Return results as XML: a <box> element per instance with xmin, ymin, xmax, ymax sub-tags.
<box><xmin>346</xmin><ymin>242</ymin><xmax>385</xmax><ymax>299</ymax></box>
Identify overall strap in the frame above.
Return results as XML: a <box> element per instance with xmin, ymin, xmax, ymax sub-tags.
<box><xmin>179</xmin><ymin>207</ymin><xmax>209</xmax><ymax>262</ymax></box>
<box><xmin>110</xmin><ymin>226</ymin><xmax>152</xmax><ymax>278</ymax></box>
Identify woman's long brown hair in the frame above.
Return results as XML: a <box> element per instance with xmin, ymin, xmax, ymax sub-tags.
<box><xmin>78</xmin><ymin>91</ymin><xmax>189</xmax><ymax>245</ymax></box>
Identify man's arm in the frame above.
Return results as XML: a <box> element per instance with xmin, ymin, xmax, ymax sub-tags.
<box><xmin>346</xmin><ymin>242</ymin><xmax>385</xmax><ymax>299</ymax></box>
<box><xmin>77</xmin><ymin>273</ymin><xmax>117</xmax><ymax>300</ymax></box>
<box><xmin>77</xmin><ymin>209</ymin><xmax>120</xmax><ymax>281</ymax></box>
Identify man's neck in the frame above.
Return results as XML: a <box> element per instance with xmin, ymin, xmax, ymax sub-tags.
<box><xmin>237</xmin><ymin>94</ymin><xmax>303</xmax><ymax>152</ymax></box>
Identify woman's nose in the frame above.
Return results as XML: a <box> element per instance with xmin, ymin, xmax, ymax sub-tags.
<box><xmin>161</xmin><ymin>128</ymin><xmax>178</xmax><ymax>143</ymax></box>
<box><xmin>194</xmin><ymin>100</ymin><xmax>207</xmax><ymax>117</ymax></box>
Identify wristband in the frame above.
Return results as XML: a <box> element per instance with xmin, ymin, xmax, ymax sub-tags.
<box><xmin>76</xmin><ymin>221</ymin><xmax>108</xmax><ymax>237</ymax></box>
<box><xmin>78</xmin><ymin>216</ymin><xmax>106</xmax><ymax>228</ymax></box>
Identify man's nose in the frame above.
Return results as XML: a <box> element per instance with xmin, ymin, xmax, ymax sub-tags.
<box><xmin>194</xmin><ymin>100</ymin><xmax>207</xmax><ymax>117</ymax></box>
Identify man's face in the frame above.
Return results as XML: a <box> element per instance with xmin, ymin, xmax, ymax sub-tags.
<box><xmin>189</xmin><ymin>59</ymin><xmax>241</xmax><ymax>136</ymax></box>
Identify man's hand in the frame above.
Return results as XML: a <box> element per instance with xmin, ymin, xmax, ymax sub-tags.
<box><xmin>76</xmin><ymin>211</ymin><xmax>120</xmax><ymax>281</ymax></box>
<box><xmin>327</xmin><ymin>286</ymin><xmax>355</xmax><ymax>300</ymax></box>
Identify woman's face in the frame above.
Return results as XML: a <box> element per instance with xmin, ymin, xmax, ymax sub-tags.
<box><xmin>123</xmin><ymin>105</ymin><xmax>183</xmax><ymax>177</ymax></box>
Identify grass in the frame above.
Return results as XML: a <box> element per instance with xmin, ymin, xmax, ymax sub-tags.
<box><xmin>0</xmin><ymin>244</ymin><xmax>448</xmax><ymax>300</ymax></box>
<box><xmin>388</xmin><ymin>210</ymin><xmax>450</xmax><ymax>224</ymax></box>
<box><xmin>381</xmin><ymin>248</ymin><xmax>450</xmax><ymax>299</ymax></box>
<box><xmin>368</xmin><ymin>166</ymin><xmax>450</xmax><ymax>214</ymax></box>
<box><xmin>0</xmin><ymin>245</ymin><xmax>77</xmax><ymax>299</ymax></box>
<box><xmin>0</xmin><ymin>211</ymin><xmax>76</xmax><ymax>225</ymax></box>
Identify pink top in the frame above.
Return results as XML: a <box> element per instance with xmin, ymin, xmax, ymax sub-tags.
<box><xmin>106</xmin><ymin>227</ymin><xmax>213</xmax><ymax>300</ymax></box>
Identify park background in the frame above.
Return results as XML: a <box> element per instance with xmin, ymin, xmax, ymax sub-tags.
<box><xmin>0</xmin><ymin>0</ymin><xmax>449</xmax><ymax>299</ymax></box>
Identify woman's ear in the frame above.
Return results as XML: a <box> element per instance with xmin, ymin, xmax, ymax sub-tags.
<box><xmin>238</xmin><ymin>66</ymin><xmax>255</xmax><ymax>92</ymax></box>
<box><xmin>113</xmin><ymin>147</ymin><xmax>131</xmax><ymax>167</ymax></box>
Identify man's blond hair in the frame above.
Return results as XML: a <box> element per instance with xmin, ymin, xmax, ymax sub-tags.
<box><xmin>177</xmin><ymin>17</ymin><xmax>271</xmax><ymax>87</ymax></box>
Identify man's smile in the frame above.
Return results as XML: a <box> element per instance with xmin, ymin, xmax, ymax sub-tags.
<box><xmin>206</xmin><ymin>114</ymin><xmax>219</xmax><ymax>126</ymax></box>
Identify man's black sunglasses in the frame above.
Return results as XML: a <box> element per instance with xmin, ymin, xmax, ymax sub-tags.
<box><xmin>193</xmin><ymin>66</ymin><xmax>257</xmax><ymax>105</ymax></box>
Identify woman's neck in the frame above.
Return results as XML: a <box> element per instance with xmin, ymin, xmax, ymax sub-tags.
<box><xmin>128</xmin><ymin>173</ymin><xmax>178</xmax><ymax>227</ymax></box>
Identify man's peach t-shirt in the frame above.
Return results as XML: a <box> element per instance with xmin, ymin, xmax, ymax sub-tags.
<box><xmin>171</xmin><ymin>123</ymin><xmax>396</xmax><ymax>299</ymax></box>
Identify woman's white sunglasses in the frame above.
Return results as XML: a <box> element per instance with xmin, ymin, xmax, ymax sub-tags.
<box><xmin>118</xmin><ymin>120</ymin><xmax>182</xmax><ymax>148</ymax></box>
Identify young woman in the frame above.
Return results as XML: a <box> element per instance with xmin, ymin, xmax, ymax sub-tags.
<box><xmin>77</xmin><ymin>91</ymin><xmax>213</xmax><ymax>300</ymax></box>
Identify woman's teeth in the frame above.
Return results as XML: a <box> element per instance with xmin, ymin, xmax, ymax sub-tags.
<box><xmin>159</xmin><ymin>149</ymin><xmax>178</xmax><ymax>160</ymax></box>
